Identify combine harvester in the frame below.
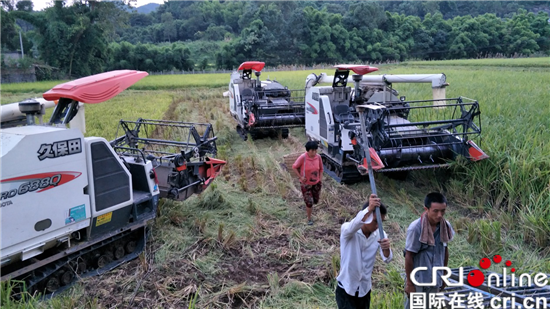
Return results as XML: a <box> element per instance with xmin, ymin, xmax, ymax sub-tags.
<box><xmin>226</xmin><ymin>61</ymin><xmax>305</xmax><ymax>140</ymax></box>
<box><xmin>0</xmin><ymin>70</ymin><xmax>225</xmax><ymax>296</ymax></box>
<box><xmin>304</xmin><ymin>65</ymin><xmax>488</xmax><ymax>183</ymax></box>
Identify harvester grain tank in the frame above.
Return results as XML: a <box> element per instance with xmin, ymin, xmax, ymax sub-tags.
<box><xmin>0</xmin><ymin>70</ymin><xmax>226</xmax><ymax>296</ymax></box>
<box><xmin>227</xmin><ymin>61</ymin><xmax>305</xmax><ymax>140</ymax></box>
<box><xmin>304</xmin><ymin>65</ymin><xmax>488</xmax><ymax>183</ymax></box>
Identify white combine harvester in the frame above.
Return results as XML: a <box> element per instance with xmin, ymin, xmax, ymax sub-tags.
<box><xmin>226</xmin><ymin>61</ymin><xmax>305</xmax><ymax>140</ymax></box>
<box><xmin>304</xmin><ymin>65</ymin><xmax>488</xmax><ymax>183</ymax></box>
<box><xmin>1</xmin><ymin>70</ymin><xmax>225</xmax><ymax>296</ymax></box>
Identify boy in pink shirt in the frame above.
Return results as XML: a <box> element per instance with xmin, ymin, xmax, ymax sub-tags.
<box><xmin>292</xmin><ymin>141</ymin><xmax>323</xmax><ymax>225</ymax></box>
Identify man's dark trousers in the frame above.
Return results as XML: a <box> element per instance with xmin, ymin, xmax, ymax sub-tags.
<box><xmin>335</xmin><ymin>285</ymin><xmax>371</xmax><ymax>309</ymax></box>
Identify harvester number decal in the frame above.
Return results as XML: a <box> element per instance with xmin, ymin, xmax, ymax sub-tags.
<box><xmin>37</xmin><ymin>138</ymin><xmax>82</xmax><ymax>161</ymax></box>
<box><xmin>96</xmin><ymin>212</ymin><xmax>112</xmax><ymax>226</ymax></box>
<box><xmin>0</xmin><ymin>172</ymin><xmax>82</xmax><ymax>203</ymax></box>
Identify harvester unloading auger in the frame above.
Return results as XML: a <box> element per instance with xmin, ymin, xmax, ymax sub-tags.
<box><xmin>227</xmin><ymin>61</ymin><xmax>305</xmax><ymax>140</ymax></box>
<box><xmin>304</xmin><ymin>65</ymin><xmax>489</xmax><ymax>184</ymax></box>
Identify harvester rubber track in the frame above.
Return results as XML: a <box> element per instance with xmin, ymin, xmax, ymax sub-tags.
<box><xmin>2</xmin><ymin>225</ymin><xmax>148</xmax><ymax>299</ymax></box>
<box><xmin>237</xmin><ymin>125</ymin><xmax>290</xmax><ymax>141</ymax></box>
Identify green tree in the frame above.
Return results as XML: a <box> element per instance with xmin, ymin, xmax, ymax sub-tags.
<box><xmin>529</xmin><ymin>11</ymin><xmax>550</xmax><ymax>54</ymax></box>
<box><xmin>504</xmin><ymin>9</ymin><xmax>540</xmax><ymax>56</ymax></box>
<box><xmin>449</xmin><ymin>16</ymin><xmax>489</xmax><ymax>58</ymax></box>
<box><xmin>13</xmin><ymin>0</ymin><xmax>129</xmax><ymax>76</ymax></box>
<box><xmin>161</xmin><ymin>12</ymin><xmax>176</xmax><ymax>42</ymax></box>
<box><xmin>1</xmin><ymin>10</ymin><xmax>21</xmax><ymax>52</ymax></box>
<box><xmin>16</xmin><ymin>0</ymin><xmax>32</xmax><ymax>12</ymax></box>
<box><xmin>171</xmin><ymin>43</ymin><xmax>193</xmax><ymax>71</ymax></box>
<box><xmin>199</xmin><ymin>57</ymin><xmax>209</xmax><ymax>71</ymax></box>
<box><xmin>421</xmin><ymin>12</ymin><xmax>452</xmax><ymax>60</ymax></box>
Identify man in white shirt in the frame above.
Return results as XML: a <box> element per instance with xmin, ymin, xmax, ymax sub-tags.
<box><xmin>335</xmin><ymin>194</ymin><xmax>393</xmax><ymax>309</ymax></box>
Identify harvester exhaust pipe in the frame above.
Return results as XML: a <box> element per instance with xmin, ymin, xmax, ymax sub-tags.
<box><xmin>255</xmin><ymin>71</ymin><xmax>261</xmax><ymax>88</ymax></box>
<box><xmin>352</xmin><ymin>74</ymin><xmax>363</xmax><ymax>101</ymax></box>
<box><xmin>19</xmin><ymin>99</ymin><xmax>42</xmax><ymax>125</ymax></box>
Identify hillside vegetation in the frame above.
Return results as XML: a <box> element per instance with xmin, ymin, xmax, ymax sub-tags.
<box><xmin>1</xmin><ymin>59</ymin><xmax>549</xmax><ymax>308</ymax></box>
<box><xmin>3</xmin><ymin>1</ymin><xmax>549</xmax><ymax>78</ymax></box>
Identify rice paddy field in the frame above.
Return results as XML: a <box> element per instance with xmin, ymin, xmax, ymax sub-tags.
<box><xmin>1</xmin><ymin>57</ymin><xmax>549</xmax><ymax>308</ymax></box>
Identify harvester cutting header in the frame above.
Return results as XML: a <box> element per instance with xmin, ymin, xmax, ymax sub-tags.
<box><xmin>304</xmin><ymin>65</ymin><xmax>488</xmax><ymax>183</ymax></box>
<box><xmin>227</xmin><ymin>61</ymin><xmax>305</xmax><ymax>140</ymax></box>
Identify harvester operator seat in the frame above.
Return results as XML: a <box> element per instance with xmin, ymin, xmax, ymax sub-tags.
<box><xmin>334</xmin><ymin>104</ymin><xmax>354</xmax><ymax>123</ymax></box>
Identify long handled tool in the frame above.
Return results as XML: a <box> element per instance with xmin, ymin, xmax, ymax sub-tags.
<box><xmin>356</xmin><ymin>105</ymin><xmax>384</xmax><ymax>238</ymax></box>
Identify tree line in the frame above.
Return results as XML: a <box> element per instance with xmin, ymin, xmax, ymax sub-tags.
<box><xmin>1</xmin><ymin>1</ymin><xmax>549</xmax><ymax>79</ymax></box>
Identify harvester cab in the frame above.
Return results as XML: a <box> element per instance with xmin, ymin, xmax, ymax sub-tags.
<box><xmin>227</xmin><ymin>61</ymin><xmax>305</xmax><ymax>140</ymax></box>
<box><xmin>304</xmin><ymin>65</ymin><xmax>489</xmax><ymax>183</ymax></box>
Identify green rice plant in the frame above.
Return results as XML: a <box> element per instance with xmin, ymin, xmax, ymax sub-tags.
<box><xmin>260</xmin><ymin>281</ymin><xmax>335</xmax><ymax>309</ymax></box>
<box><xmin>330</xmin><ymin>254</ymin><xmax>340</xmax><ymax>280</ymax></box>
<box><xmin>404</xmin><ymin>57</ymin><xmax>550</xmax><ymax>68</ymax></box>
<box><xmin>238</xmin><ymin>176</ymin><xmax>248</xmax><ymax>192</ymax></box>
<box><xmin>196</xmin><ymin>184</ymin><xmax>231</xmax><ymax>210</ymax></box>
<box><xmin>370</xmin><ymin>290</ymin><xmax>406</xmax><ymax>309</ymax></box>
<box><xmin>1</xmin><ymin>280</ymin><xmax>37</xmax><ymax>308</ymax></box>
<box><xmin>217</xmin><ymin>223</ymin><xmax>224</xmax><ymax>243</ymax></box>
<box><xmin>215</xmin><ymin>222</ymin><xmax>236</xmax><ymax>246</ymax></box>
<box><xmin>466</xmin><ymin>219</ymin><xmax>502</xmax><ymax>255</ymax></box>
<box><xmin>187</xmin><ymin>287</ymin><xmax>200</xmax><ymax>309</ymax></box>
<box><xmin>234</xmin><ymin>154</ymin><xmax>244</xmax><ymax>176</ymax></box>
<box><xmin>267</xmin><ymin>272</ymin><xmax>280</xmax><ymax>295</ymax></box>
<box><xmin>520</xmin><ymin>194</ymin><xmax>550</xmax><ymax>248</ymax></box>
<box><xmin>453</xmin><ymin>216</ymin><xmax>471</xmax><ymax>234</ymax></box>
<box><xmin>1</xmin><ymin>79</ymin><xmax>68</xmax><ymax>94</ymax></box>
<box><xmin>194</xmin><ymin>215</ymin><xmax>208</xmax><ymax>234</ymax></box>
<box><xmin>247</xmin><ymin>198</ymin><xmax>258</xmax><ymax>215</ymax></box>
<box><xmin>289</xmin><ymin>230</ymin><xmax>305</xmax><ymax>252</ymax></box>
<box><xmin>381</xmin><ymin>267</ymin><xmax>407</xmax><ymax>292</ymax></box>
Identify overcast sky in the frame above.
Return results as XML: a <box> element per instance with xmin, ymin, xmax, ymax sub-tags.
<box><xmin>31</xmin><ymin>0</ymin><xmax>165</xmax><ymax>11</ymax></box>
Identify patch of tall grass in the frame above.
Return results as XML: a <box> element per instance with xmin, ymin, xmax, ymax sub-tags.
<box><xmin>370</xmin><ymin>65</ymin><xmax>550</xmax><ymax>242</ymax></box>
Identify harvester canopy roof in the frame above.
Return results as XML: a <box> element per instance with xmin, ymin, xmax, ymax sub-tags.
<box><xmin>334</xmin><ymin>65</ymin><xmax>379</xmax><ymax>75</ymax></box>
<box><xmin>238</xmin><ymin>61</ymin><xmax>265</xmax><ymax>72</ymax></box>
<box><xmin>43</xmin><ymin>70</ymin><xmax>148</xmax><ymax>104</ymax></box>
